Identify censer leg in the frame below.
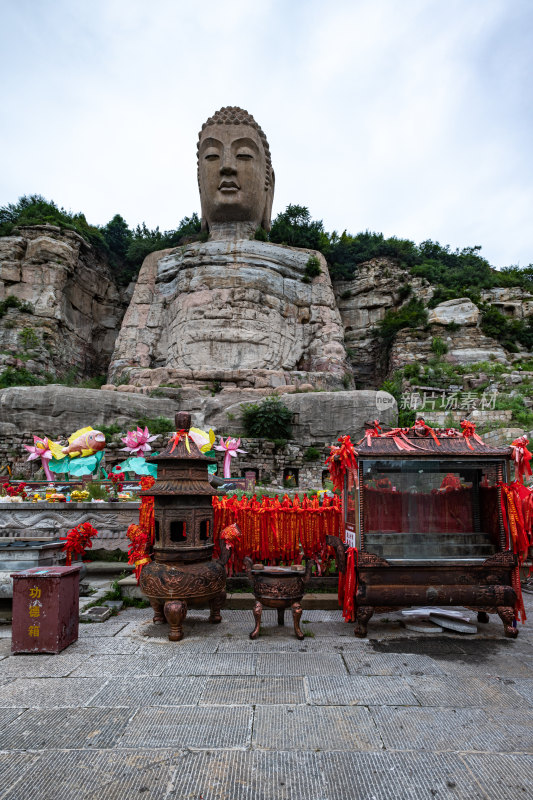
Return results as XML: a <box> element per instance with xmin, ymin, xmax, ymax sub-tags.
<box><xmin>497</xmin><ymin>606</ymin><xmax>518</xmax><ymax>638</ymax></box>
<box><xmin>149</xmin><ymin>599</ymin><xmax>165</xmax><ymax>625</ymax></box>
<box><xmin>209</xmin><ymin>591</ymin><xmax>226</xmax><ymax>624</ymax></box>
<box><xmin>250</xmin><ymin>600</ymin><xmax>263</xmax><ymax>639</ymax></box>
<box><xmin>477</xmin><ymin>611</ymin><xmax>490</xmax><ymax>624</ymax></box>
<box><xmin>277</xmin><ymin>607</ymin><xmax>285</xmax><ymax>626</ymax></box>
<box><xmin>354</xmin><ymin>606</ymin><xmax>374</xmax><ymax>638</ymax></box>
<box><xmin>164</xmin><ymin>600</ymin><xmax>187</xmax><ymax>641</ymax></box>
<box><xmin>292</xmin><ymin>602</ymin><xmax>304</xmax><ymax>640</ymax></box>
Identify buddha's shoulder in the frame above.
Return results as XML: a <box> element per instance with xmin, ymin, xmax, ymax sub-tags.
<box><xmin>157</xmin><ymin>238</ymin><xmax>324</xmax><ymax>271</ymax></box>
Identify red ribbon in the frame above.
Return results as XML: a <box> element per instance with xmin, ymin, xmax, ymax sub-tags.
<box><xmin>169</xmin><ymin>429</ymin><xmax>190</xmax><ymax>453</ymax></box>
<box><xmin>414</xmin><ymin>418</ymin><xmax>441</xmax><ymax>446</ymax></box>
<box><xmin>338</xmin><ymin>547</ymin><xmax>357</xmax><ymax>622</ymax></box>
<box><xmin>460</xmin><ymin>420</ymin><xmax>485</xmax><ymax>450</ymax></box>
<box><xmin>510</xmin><ymin>437</ymin><xmax>533</xmax><ymax>484</ymax></box>
<box><xmin>325</xmin><ymin>435</ymin><xmax>358</xmax><ymax>495</ymax></box>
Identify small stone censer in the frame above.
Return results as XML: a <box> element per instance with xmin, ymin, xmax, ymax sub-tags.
<box><xmin>139</xmin><ymin>411</ymin><xmax>230</xmax><ymax>641</ymax></box>
<box><xmin>243</xmin><ymin>558</ymin><xmax>314</xmax><ymax>640</ymax></box>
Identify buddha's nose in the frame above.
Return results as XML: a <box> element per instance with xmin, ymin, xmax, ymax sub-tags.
<box><xmin>220</xmin><ymin>151</ymin><xmax>237</xmax><ymax>175</ymax></box>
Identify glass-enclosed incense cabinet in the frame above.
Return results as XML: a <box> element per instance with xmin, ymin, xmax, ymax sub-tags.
<box><xmin>328</xmin><ymin>431</ymin><xmax>520</xmax><ymax>638</ymax></box>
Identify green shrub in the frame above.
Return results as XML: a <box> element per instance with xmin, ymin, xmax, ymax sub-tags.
<box><xmin>403</xmin><ymin>363</ymin><xmax>420</xmax><ymax>379</ymax></box>
<box><xmin>0</xmin><ymin>367</ymin><xmax>45</xmax><ymax>389</ymax></box>
<box><xmin>19</xmin><ymin>327</ymin><xmax>39</xmax><ymax>350</ymax></box>
<box><xmin>241</xmin><ymin>396</ymin><xmax>293</xmax><ymax>439</ymax></box>
<box><xmin>446</xmin><ymin>321</ymin><xmax>460</xmax><ymax>332</ymax></box>
<box><xmin>381</xmin><ymin>372</ymin><xmax>415</xmax><ymax>427</ymax></box>
<box><xmin>98</xmin><ymin>423</ymin><xmax>123</xmax><ymax>437</ymax></box>
<box><xmin>376</xmin><ymin>299</ymin><xmax>428</xmax><ymax>347</ymax></box>
<box><xmin>0</xmin><ymin>295</ymin><xmax>33</xmax><ymax>318</ymax></box>
<box><xmin>271</xmin><ymin>438</ymin><xmax>287</xmax><ymax>450</ymax></box>
<box><xmin>254</xmin><ymin>226</ymin><xmax>268</xmax><ymax>241</ymax></box>
<box><xmin>136</xmin><ymin>416</ymin><xmax>174</xmax><ymax>434</ymax></box>
<box><xmin>431</xmin><ymin>336</ymin><xmax>448</xmax><ymax>357</ymax></box>
<box><xmin>397</xmin><ymin>283</ymin><xmax>412</xmax><ymax>302</ymax></box>
<box><xmin>304</xmin><ymin>446</ymin><xmax>321</xmax><ymax>461</ymax></box>
<box><xmin>480</xmin><ymin>304</ymin><xmax>533</xmax><ymax>351</ymax></box>
<box><xmin>305</xmin><ymin>255</ymin><xmax>322</xmax><ymax>279</ymax></box>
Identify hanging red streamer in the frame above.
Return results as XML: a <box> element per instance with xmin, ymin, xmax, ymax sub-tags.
<box><xmin>460</xmin><ymin>420</ymin><xmax>485</xmax><ymax>451</ymax></box>
<box><xmin>325</xmin><ymin>435</ymin><xmax>358</xmax><ymax>495</ymax></box>
<box><xmin>510</xmin><ymin>436</ymin><xmax>533</xmax><ymax>484</ymax></box>
<box><xmin>212</xmin><ymin>493</ymin><xmax>342</xmax><ymax>573</ymax></box>
<box><xmin>338</xmin><ymin>547</ymin><xmax>357</xmax><ymax>622</ymax></box>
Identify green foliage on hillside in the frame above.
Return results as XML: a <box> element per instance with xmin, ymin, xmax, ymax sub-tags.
<box><xmin>0</xmin><ymin>195</ymin><xmax>109</xmax><ymax>253</ymax></box>
<box><xmin>269</xmin><ymin>204</ymin><xmax>330</xmax><ymax>251</ymax></box>
<box><xmin>376</xmin><ymin>299</ymin><xmax>428</xmax><ymax>347</ymax></box>
<box><xmin>0</xmin><ymin>195</ymin><xmax>202</xmax><ymax>286</ymax></box>
<box><xmin>267</xmin><ymin>205</ymin><xmax>533</xmax><ymax>302</ymax></box>
<box><xmin>480</xmin><ymin>304</ymin><xmax>533</xmax><ymax>352</ymax></box>
<box><xmin>2</xmin><ymin>196</ymin><xmax>532</xmax><ymax>302</ymax></box>
<box><xmin>241</xmin><ymin>396</ymin><xmax>293</xmax><ymax>440</ymax></box>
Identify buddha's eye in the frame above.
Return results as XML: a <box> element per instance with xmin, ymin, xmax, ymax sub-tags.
<box><xmin>236</xmin><ymin>151</ymin><xmax>254</xmax><ymax>160</ymax></box>
<box><xmin>204</xmin><ymin>153</ymin><xmax>219</xmax><ymax>161</ymax></box>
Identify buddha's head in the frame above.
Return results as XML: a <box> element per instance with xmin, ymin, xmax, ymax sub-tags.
<box><xmin>197</xmin><ymin>106</ymin><xmax>275</xmax><ymax>233</ymax></box>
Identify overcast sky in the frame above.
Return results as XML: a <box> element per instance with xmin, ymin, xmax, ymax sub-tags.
<box><xmin>1</xmin><ymin>0</ymin><xmax>532</xmax><ymax>268</ymax></box>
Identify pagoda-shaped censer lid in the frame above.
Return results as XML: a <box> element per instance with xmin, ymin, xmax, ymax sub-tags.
<box><xmin>140</xmin><ymin>411</ymin><xmax>218</xmax><ymax>497</ymax></box>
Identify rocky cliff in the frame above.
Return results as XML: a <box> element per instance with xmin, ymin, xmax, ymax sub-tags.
<box><xmin>0</xmin><ymin>225</ymin><xmax>128</xmax><ymax>382</ymax></box>
<box><xmin>333</xmin><ymin>257</ymin><xmax>533</xmax><ymax>388</ymax></box>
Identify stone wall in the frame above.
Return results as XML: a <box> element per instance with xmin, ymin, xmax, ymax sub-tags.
<box><xmin>0</xmin><ymin>225</ymin><xmax>127</xmax><ymax>381</ymax></box>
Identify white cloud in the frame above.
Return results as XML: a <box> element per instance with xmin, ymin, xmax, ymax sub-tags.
<box><xmin>0</xmin><ymin>0</ymin><xmax>531</xmax><ymax>267</ymax></box>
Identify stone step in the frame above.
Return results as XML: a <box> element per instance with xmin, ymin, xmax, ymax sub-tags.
<box><xmin>365</xmin><ymin>532</ymin><xmax>494</xmax><ymax>547</ymax></box>
<box><xmin>367</xmin><ymin>543</ymin><xmax>496</xmax><ymax>559</ymax></box>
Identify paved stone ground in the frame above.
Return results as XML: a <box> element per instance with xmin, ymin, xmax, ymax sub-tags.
<box><xmin>0</xmin><ymin>597</ymin><xmax>531</xmax><ymax>799</ymax></box>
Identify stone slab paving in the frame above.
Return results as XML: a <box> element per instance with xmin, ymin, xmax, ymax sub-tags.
<box><xmin>0</xmin><ymin>677</ymin><xmax>106</xmax><ymax>708</ymax></box>
<box><xmin>88</xmin><ymin>677</ymin><xmax>207</xmax><ymax>707</ymax></box>
<box><xmin>305</xmin><ymin>674</ymin><xmax>420</xmax><ymax>706</ymax></box>
<box><xmin>504</xmin><ymin>677</ymin><xmax>533</xmax><ymax>706</ymax></box>
<box><xmin>0</xmin><ymin>597</ymin><xmax>530</xmax><ymax>797</ymax></box>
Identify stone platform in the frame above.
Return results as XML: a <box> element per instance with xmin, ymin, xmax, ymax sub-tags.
<box><xmin>0</xmin><ymin>595</ymin><xmax>531</xmax><ymax>798</ymax></box>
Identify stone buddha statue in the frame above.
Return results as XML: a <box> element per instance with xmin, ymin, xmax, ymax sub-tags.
<box><xmin>197</xmin><ymin>106</ymin><xmax>274</xmax><ymax>239</ymax></box>
<box><xmin>108</xmin><ymin>107</ymin><xmax>349</xmax><ymax>393</ymax></box>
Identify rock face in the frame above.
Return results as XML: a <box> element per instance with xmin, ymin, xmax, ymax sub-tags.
<box><xmin>0</xmin><ymin>385</ymin><xmax>177</xmax><ymax>438</ymax></box>
<box><xmin>0</xmin><ymin>225</ymin><xmax>126</xmax><ymax>380</ymax></box>
<box><xmin>205</xmin><ymin>389</ymin><xmax>397</xmax><ymax>440</ymax></box>
<box><xmin>427</xmin><ymin>298</ymin><xmax>480</xmax><ymax>326</ymax></box>
<box><xmin>333</xmin><ymin>258</ymin><xmax>434</xmax><ymax>386</ymax></box>
<box><xmin>109</xmin><ymin>239</ymin><xmax>349</xmax><ymax>390</ymax></box>
<box><xmin>0</xmin><ymin>385</ymin><xmax>395</xmax><ymax>444</ymax></box>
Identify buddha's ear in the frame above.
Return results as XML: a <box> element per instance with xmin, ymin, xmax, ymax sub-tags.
<box><xmin>261</xmin><ymin>169</ymin><xmax>275</xmax><ymax>233</ymax></box>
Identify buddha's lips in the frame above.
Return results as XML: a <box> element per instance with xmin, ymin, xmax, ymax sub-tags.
<box><xmin>218</xmin><ymin>180</ymin><xmax>240</xmax><ymax>191</ymax></box>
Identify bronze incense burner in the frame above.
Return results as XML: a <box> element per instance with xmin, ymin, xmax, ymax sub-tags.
<box><xmin>243</xmin><ymin>558</ymin><xmax>314</xmax><ymax>640</ymax></box>
<box><xmin>139</xmin><ymin>411</ymin><xmax>230</xmax><ymax>641</ymax></box>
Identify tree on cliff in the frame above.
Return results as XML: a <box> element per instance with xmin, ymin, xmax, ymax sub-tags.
<box><xmin>269</xmin><ymin>204</ymin><xmax>329</xmax><ymax>251</ymax></box>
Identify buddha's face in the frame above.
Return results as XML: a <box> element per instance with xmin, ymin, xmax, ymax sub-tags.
<box><xmin>198</xmin><ymin>123</ymin><xmax>269</xmax><ymax>228</ymax></box>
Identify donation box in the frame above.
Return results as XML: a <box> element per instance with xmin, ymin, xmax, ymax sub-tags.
<box><xmin>11</xmin><ymin>565</ymin><xmax>81</xmax><ymax>654</ymax></box>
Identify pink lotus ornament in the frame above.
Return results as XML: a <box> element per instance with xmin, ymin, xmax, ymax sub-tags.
<box><xmin>214</xmin><ymin>436</ymin><xmax>246</xmax><ymax>479</ymax></box>
<box><xmin>120</xmin><ymin>426</ymin><xmax>158</xmax><ymax>457</ymax></box>
<box><xmin>24</xmin><ymin>436</ymin><xmax>53</xmax><ymax>481</ymax></box>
